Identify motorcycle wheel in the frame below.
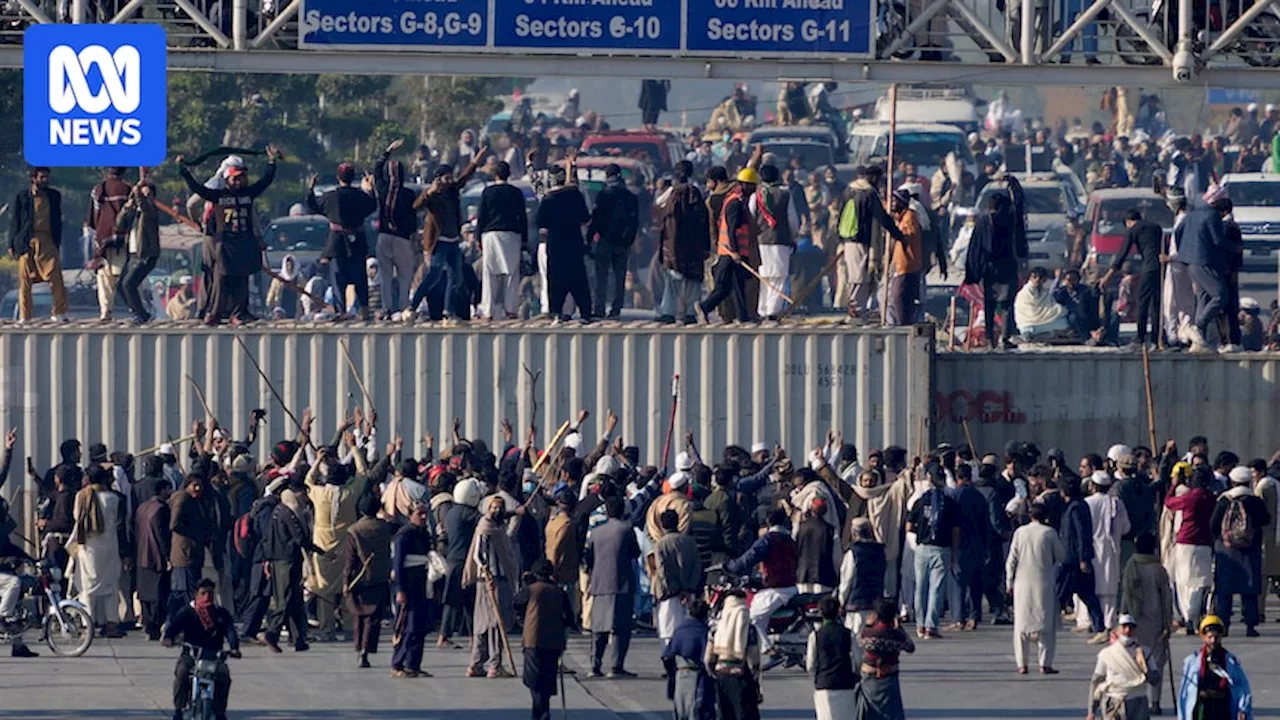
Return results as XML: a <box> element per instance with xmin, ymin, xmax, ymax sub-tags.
<box><xmin>1114</xmin><ymin>11</ymin><xmax>1164</xmax><ymax>66</ymax></box>
<box><xmin>1242</xmin><ymin>14</ymin><xmax>1280</xmax><ymax>67</ymax></box>
<box><xmin>42</xmin><ymin>605</ymin><xmax>94</xmax><ymax>657</ymax></box>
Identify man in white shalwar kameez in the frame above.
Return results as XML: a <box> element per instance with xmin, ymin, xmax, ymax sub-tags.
<box><xmin>1006</xmin><ymin>502</ymin><xmax>1066</xmax><ymax>673</ymax></box>
<box><xmin>1085</xmin><ymin>471</ymin><xmax>1130</xmax><ymax>633</ymax></box>
<box><xmin>1161</xmin><ymin>190</ymin><xmax>1195</xmax><ymax>347</ymax></box>
<box><xmin>70</xmin><ymin>469</ymin><xmax>123</xmax><ymax>636</ymax></box>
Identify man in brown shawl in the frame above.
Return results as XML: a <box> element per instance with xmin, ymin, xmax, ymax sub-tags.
<box><xmin>463</xmin><ymin>495</ymin><xmax>520</xmax><ymax>678</ymax></box>
<box><xmin>344</xmin><ymin>492</ymin><xmax>392</xmax><ymax>669</ymax></box>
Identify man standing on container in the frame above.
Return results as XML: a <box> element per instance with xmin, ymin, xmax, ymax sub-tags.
<box><xmin>749</xmin><ymin>164</ymin><xmax>799</xmax><ymax>320</ymax></box>
<box><xmin>1175</xmin><ymin>185</ymin><xmax>1231</xmax><ymax>352</ymax></box>
<box><xmin>588</xmin><ymin>163</ymin><xmax>640</xmax><ymax>319</ymax></box>
<box><xmin>8</xmin><ymin>166</ymin><xmax>69</xmax><ymax>323</ymax></box>
<box><xmin>1101</xmin><ymin>209</ymin><xmax>1164</xmax><ymax>350</ymax></box>
<box><xmin>839</xmin><ymin>165</ymin><xmax>902</xmax><ymax>322</ymax></box>
<box><xmin>655</xmin><ymin>160</ymin><xmax>709</xmax><ymax>324</ymax></box>
<box><xmin>85</xmin><ymin>167</ymin><xmax>132</xmax><ymax>321</ymax></box>
<box><xmin>476</xmin><ymin>160</ymin><xmax>528</xmax><ymax>320</ymax></box>
<box><xmin>373</xmin><ymin>138</ymin><xmax>421</xmax><ymax>315</ymax></box>
<box><xmin>697</xmin><ymin>167</ymin><xmax>759</xmax><ymax>324</ymax></box>
<box><xmin>176</xmin><ymin>147</ymin><xmax>279</xmax><ymax>326</ymax></box>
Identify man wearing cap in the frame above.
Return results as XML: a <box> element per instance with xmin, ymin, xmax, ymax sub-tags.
<box><xmin>305</xmin><ymin>163</ymin><xmax>379</xmax><ymax>319</ymax></box>
<box><xmin>588</xmin><ymin>163</ymin><xmax>640</xmax><ymax>319</ymax></box>
<box><xmin>698</xmin><ymin>164</ymin><xmax>759</xmax><ymax>324</ymax></box>
<box><xmin>1085</xmin><ymin>469</ymin><xmax>1130</xmax><ymax>637</ymax></box>
<box><xmin>646</xmin><ymin>453</ymin><xmax>694</xmax><ymax>542</ymax></box>
<box><xmin>176</xmin><ymin>146</ymin><xmax>279</xmax><ymax>326</ymax></box>
<box><xmin>1087</xmin><ymin>614</ymin><xmax>1155</xmax><ymax>720</ymax></box>
<box><xmin>1209</xmin><ymin>467</ymin><xmax>1270</xmax><ymax>637</ymax></box>
<box><xmin>1178</xmin><ymin>615</ymin><xmax>1252</xmax><ymax>720</ymax></box>
<box><xmin>585</xmin><ymin>495</ymin><xmax>641</xmax><ymax>678</ymax></box>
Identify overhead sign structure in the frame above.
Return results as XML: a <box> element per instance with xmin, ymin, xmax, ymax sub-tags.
<box><xmin>300</xmin><ymin>0</ymin><xmax>872</xmax><ymax>58</ymax></box>
<box><xmin>24</xmin><ymin>24</ymin><xmax>167</xmax><ymax>167</ymax></box>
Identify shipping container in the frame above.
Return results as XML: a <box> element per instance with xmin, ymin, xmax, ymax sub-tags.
<box><xmin>936</xmin><ymin>351</ymin><xmax>1280</xmax><ymax>463</ymax></box>
<box><xmin>0</xmin><ymin>325</ymin><xmax>933</xmax><ymax>543</ymax></box>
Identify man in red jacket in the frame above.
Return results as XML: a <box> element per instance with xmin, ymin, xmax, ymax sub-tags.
<box><xmin>723</xmin><ymin>507</ymin><xmax>797</xmax><ymax>657</ymax></box>
<box><xmin>1164</xmin><ymin>466</ymin><xmax>1217</xmax><ymax>633</ymax></box>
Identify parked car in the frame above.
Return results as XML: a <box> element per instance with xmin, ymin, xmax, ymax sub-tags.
<box><xmin>950</xmin><ymin>173</ymin><xmax>1085</xmax><ymax>272</ymax></box>
<box><xmin>1081</xmin><ymin>188</ymin><xmax>1175</xmax><ymax>278</ymax></box>
<box><xmin>579</xmin><ymin>129</ymin><xmax>685</xmax><ymax>174</ymax></box>
<box><xmin>847</xmin><ymin>121</ymin><xmax>974</xmax><ymax>180</ymax></box>
<box><xmin>748</xmin><ymin>125</ymin><xmax>845</xmax><ymax>165</ymax></box>
<box><xmin>1220</xmin><ymin>172</ymin><xmax>1280</xmax><ymax>271</ymax></box>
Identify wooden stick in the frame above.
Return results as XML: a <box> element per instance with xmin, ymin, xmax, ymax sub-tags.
<box><xmin>338</xmin><ymin>338</ymin><xmax>374</xmax><ymax>413</ymax></box>
<box><xmin>532</xmin><ymin>420</ymin><xmax>571</xmax><ymax>474</ymax></box>
<box><xmin>780</xmin><ymin>250</ymin><xmax>843</xmax><ymax>319</ymax></box>
<box><xmin>734</xmin><ymin>257</ymin><xmax>793</xmax><ymax>304</ymax></box>
<box><xmin>965</xmin><ymin>298</ymin><xmax>975</xmax><ymax>350</ymax></box>
<box><xmin>135</xmin><ymin>434</ymin><xmax>196</xmax><ymax>457</ymax></box>
<box><xmin>915</xmin><ymin>414</ymin><xmax>926</xmax><ymax>461</ymax></box>
<box><xmin>482</xmin><ymin>569</ymin><xmax>518</xmax><ymax>673</ymax></box>
<box><xmin>234</xmin><ymin>334</ymin><xmax>315</xmax><ymax>450</ymax></box>
<box><xmin>1166</xmin><ymin>637</ymin><xmax>1178</xmax><ymax>715</ymax></box>
<box><xmin>1141</xmin><ymin>342</ymin><xmax>1158</xmax><ymax>452</ymax></box>
<box><xmin>947</xmin><ymin>296</ymin><xmax>958</xmax><ymax>351</ymax></box>
<box><xmin>185</xmin><ymin>374</ymin><xmax>215</xmax><ymax>421</ymax></box>
<box><xmin>961</xmin><ymin>419</ymin><xmax>977</xmax><ymax>460</ymax></box>
<box><xmin>881</xmin><ymin>82</ymin><xmax>898</xmax><ymax>329</ymax></box>
<box><xmin>522</xmin><ymin>363</ymin><xmax>542</xmax><ymax>436</ymax></box>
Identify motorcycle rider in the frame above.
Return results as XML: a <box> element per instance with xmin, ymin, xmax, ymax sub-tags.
<box><xmin>0</xmin><ymin>427</ymin><xmax>38</xmax><ymax>658</ymax></box>
<box><xmin>163</xmin><ymin>578</ymin><xmax>241</xmax><ymax>720</ymax></box>
<box><xmin>722</xmin><ymin>507</ymin><xmax>799</xmax><ymax>661</ymax></box>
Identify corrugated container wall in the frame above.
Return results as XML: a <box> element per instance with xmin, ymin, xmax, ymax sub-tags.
<box><xmin>0</xmin><ymin>326</ymin><xmax>933</xmax><ymax>543</ymax></box>
<box><xmin>936</xmin><ymin>353</ymin><xmax>1280</xmax><ymax>462</ymax></box>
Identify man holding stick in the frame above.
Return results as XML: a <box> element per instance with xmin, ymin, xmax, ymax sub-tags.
<box><xmin>463</xmin><ymin>496</ymin><xmax>520</xmax><ymax>678</ymax></box>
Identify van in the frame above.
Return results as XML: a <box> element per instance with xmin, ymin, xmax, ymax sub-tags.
<box><xmin>873</xmin><ymin>87</ymin><xmax>980</xmax><ymax>136</ymax></box>
<box><xmin>847</xmin><ymin>121</ymin><xmax>974</xmax><ymax>179</ymax></box>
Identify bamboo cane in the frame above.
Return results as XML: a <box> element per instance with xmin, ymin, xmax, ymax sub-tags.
<box><xmin>734</xmin><ymin>257</ymin><xmax>793</xmax><ymax>304</ymax></box>
<box><xmin>880</xmin><ymin>83</ymin><xmax>898</xmax><ymax>329</ymax></box>
<box><xmin>482</xmin><ymin>568</ymin><xmax>518</xmax><ymax>672</ymax></box>
<box><xmin>234</xmin><ymin>334</ymin><xmax>315</xmax><ymax>450</ymax></box>
<box><xmin>1142</xmin><ymin>342</ymin><xmax>1158</xmax><ymax>452</ymax></box>
<box><xmin>948</xmin><ymin>296</ymin><xmax>958</xmax><ymax>351</ymax></box>
<box><xmin>185</xmin><ymin>374</ymin><xmax>215</xmax><ymax>421</ymax></box>
<box><xmin>780</xmin><ymin>250</ymin><xmax>843</xmax><ymax>319</ymax></box>
<box><xmin>961</xmin><ymin>419</ymin><xmax>977</xmax><ymax>460</ymax></box>
<box><xmin>135</xmin><ymin>434</ymin><xmax>196</xmax><ymax>457</ymax></box>
<box><xmin>338</xmin><ymin>338</ymin><xmax>374</xmax><ymax>413</ymax></box>
<box><xmin>532</xmin><ymin>421</ymin><xmax>572</xmax><ymax>474</ymax></box>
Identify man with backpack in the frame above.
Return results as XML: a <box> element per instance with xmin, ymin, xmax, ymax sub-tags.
<box><xmin>1209</xmin><ymin>467</ymin><xmax>1271</xmax><ymax>636</ymax></box>
<box><xmin>655</xmin><ymin>160</ymin><xmax>709</xmax><ymax>324</ymax></box>
<box><xmin>838</xmin><ymin>165</ymin><xmax>902</xmax><ymax>321</ymax></box>
<box><xmin>588</xmin><ymin>164</ymin><xmax>640</xmax><ymax>319</ymax></box>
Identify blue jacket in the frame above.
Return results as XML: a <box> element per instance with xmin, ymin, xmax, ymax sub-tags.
<box><xmin>1179</xmin><ymin>648</ymin><xmax>1251</xmax><ymax>720</ymax></box>
<box><xmin>1060</xmin><ymin>499</ymin><xmax>1095</xmax><ymax>565</ymax></box>
<box><xmin>1175</xmin><ymin>207</ymin><xmax>1228</xmax><ymax>272</ymax></box>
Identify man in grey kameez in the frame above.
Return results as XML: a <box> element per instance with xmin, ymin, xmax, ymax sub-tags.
<box><xmin>585</xmin><ymin>495</ymin><xmax>640</xmax><ymax>678</ymax></box>
<box><xmin>463</xmin><ymin>496</ymin><xmax>520</xmax><ymax>678</ymax></box>
<box><xmin>1120</xmin><ymin>533</ymin><xmax>1172</xmax><ymax>715</ymax></box>
<box><xmin>1006</xmin><ymin>502</ymin><xmax>1066</xmax><ymax>673</ymax></box>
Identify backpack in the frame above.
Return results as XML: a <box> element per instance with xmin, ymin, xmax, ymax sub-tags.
<box><xmin>838</xmin><ymin>198</ymin><xmax>859</xmax><ymax>239</ymax></box>
<box><xmin>234</xmin><ymin>499</ymin><xmax>275</xmax><ymax>559</ymax></box>
<box><xmin>1222</xmin><ymin>497</ymin><xmax>1255</xmax><ymax>549</ymax></box>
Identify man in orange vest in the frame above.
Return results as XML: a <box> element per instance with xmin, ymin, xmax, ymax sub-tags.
<box><xmin>697</xmin><ymin>167</ymin><xmax>759</xmax><ymax>323</ymax></box>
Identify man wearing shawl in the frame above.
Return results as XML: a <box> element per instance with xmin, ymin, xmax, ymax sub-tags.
<box><xmin>705</xmin><ymin>589</ymin><xmax>762</xmax><ymax>720</ymax></box>
<box><xmin>1088</xmin><ymin>615</ymin><xmax>1156</xmax><ymax>720</ymax></box>
<box><xmin>306</xmin><ymin>444</ymin><xmax>374</xmax><ymax>643</ymax></box>
<box><xmin>1120</xmin><ymin>533</ymin><xmax>1173</xmax><ymax>714</ymax></box>
<box><xmin>854</xmin><ymin>597</ymin><xmax>914</xmax><ymax>720</ymax></box>
<box><xmin>963</xmin><ymin>179</ymin><xmax>1023</xmax><ymax>348</ymax></box>
<box><xmin>849</xmin><ymin>461</ymin><xmax>912</xmax><ymax>601</ymax></box>
<box><xmin>516</xmin><ymin>558</ymin><xmax>575</xmax><ymax>720</ymax></box>
<box><xmin>663</xmin><ymin>599</ymin><xmax>715</xmax><ymax>720</ymax></box>
<box><xmin>463</xmin><ymin>495</ymin><xmax>520</xmax><ymax>678</ymax></box>
<box><xmin>1255</xmin><ymin>463</ymin><xmax>1280</xmax><ymax>607</ymax></box>
<box><xmin>344</xmin><ymin>492</ymin><xmax>391</xmax><ymax>669</ymax></box>
<box><xmin>71</xmin><ymin>466</ymin><xmax>124</xmax><ymax>637</ymax></box>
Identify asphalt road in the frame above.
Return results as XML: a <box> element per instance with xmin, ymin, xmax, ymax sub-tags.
<box><xmin>1</xmin><ymin>604</ymin><xmax>1276</xmax><ymax>720</ymax></box>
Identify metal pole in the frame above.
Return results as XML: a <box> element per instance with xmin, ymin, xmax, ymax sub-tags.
<box><xmin>233</xmin><ymin>0</ymin><xmax>247</xmax><ymax>50</ymax></box>
<box><xmin>1206</xmin><ymin>0</ymin><xmax>1276</xmax><ymax>55</ymax></box>
<box><xmin>1021</xmin><ymin>0</ymin><xmax>1036</xmax><ymax>63</ymax></box>
<box><xmin>1041</xmin><ymin>0</ymin><xmax>1114</xmax><ymax>59</ymax></box>
<box><xmin>881</xmin><ymin>83</ymin><xmax>897</xmax><ymax>328</ymax></box>
<box><xmin>71</xmin><ymin>0</ymin><xmax>84</xmax><ymax>23</ymax></box>
<box><xmin>1109</xmin><ymin>1</ymin><xmax>1175</xmax><ymax>63</ymax></box>
<box><xmin>881</xmin><ymin>0</ymin><xmax>952</xmax><ymax>57</ymax></box>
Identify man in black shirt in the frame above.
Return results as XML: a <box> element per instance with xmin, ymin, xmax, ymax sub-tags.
<box><xmin>306</xmin><ymin>163</ymin><xmax>379</xmax><ymax>319</ymax></box>
<box><xmin>163</xmin><ymin>578</ymin><xmax>240</xmax><ymax>720</ymax></box>
<box><xmin>476</xmin><ymin>161</ymin><xmax>529</xmax><ymax>320</ymax></box>
<box><xmin>412</xmin><ymin>147</ymin><xmax>486</xmax><ymax>321</ymax></box>
<box><xmin>535</xmin><ymin>153</ymin><xmax>593</xmax><ymax>323</ymax></box>
<box><xmin>1102</xmin><ymin>208</ymin><xmax>1164</xmax><ymax>348</ymax></box>
<box><xmin>373</xmin><ymin>138</ymin><xmax>421</xmax><ymax>315</ymax></box>
<box><xmin>177</xmin><ymin>147</ymin><xmax>279</xmax><ymax>327</ymax></box>
<box><xmin>588</xmin><ymin>163</ymin><xmax>640</xmax><ymax>318</ymax></box>
<box><xmin>905</xmin><ymin>460</ymin><xmax>960</xmax><ymax>639</ymax></box>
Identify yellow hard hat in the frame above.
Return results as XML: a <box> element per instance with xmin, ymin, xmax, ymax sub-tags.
<box><xmin>736</xmin><ymin>167</ymin><xmax>760</xmax><ymax>184</ymax></box>
<box><xmin>1199</xmin><ymin>615</ymin><xmax>1226</xmax><ymax>633</ymax></box>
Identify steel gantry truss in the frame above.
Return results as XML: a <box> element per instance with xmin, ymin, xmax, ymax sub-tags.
<box><xmin>2</xmin><ymin>0</ymin><xmax>1280</xmax><ymax>87</ymax></box>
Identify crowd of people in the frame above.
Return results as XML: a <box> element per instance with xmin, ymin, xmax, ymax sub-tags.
<box><xmin>0</xmin><ymin>402</ymin><xmax>1273</xmax><ymax>720</ymax></box>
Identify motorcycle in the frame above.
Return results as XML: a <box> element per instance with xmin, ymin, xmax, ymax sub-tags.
<box><xmin>182</xmin><ymin>643</ymin><xmax>236</xmax><ymax>720</ymax></box>
<box><xmin>0</xmin><ymin>558</ymin><xmax>94</xmax><ymax>657</ymax></box>
<box><xmin>1115</xmin><ymin>0</ymin><xmax>1280</xmax><ymax>67</ymax></box>
<box><xmin>705</xmin><ymin>573</ymin><xmax>826</xmax><ymax>672</ymax></box>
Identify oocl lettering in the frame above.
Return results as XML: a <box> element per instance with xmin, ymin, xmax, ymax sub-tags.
<box><xmin>934</xmin><ymin>390</ymin><xmax>1026</xmax><ymax>425</ymax></box>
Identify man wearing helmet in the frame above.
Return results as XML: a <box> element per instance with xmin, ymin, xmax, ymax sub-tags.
<box><xmin>1177</xmin><ymin>615</ymin><xmax>1253</xmax><ymax>720</ymax></box>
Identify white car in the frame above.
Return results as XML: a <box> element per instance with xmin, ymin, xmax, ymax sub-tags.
<box><xmin>1220</xmin><ymin>173</ymin><xmax>1280</xmax><ymax>271</ymax></box>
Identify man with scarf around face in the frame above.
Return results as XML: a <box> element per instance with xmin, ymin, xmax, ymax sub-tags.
<box><xmin>1087</xmin><ymin>615</ymin><xmax>1157</xmax><ymax>720</ymax></box>
<box><xmin>1177</xmin><ymin>615</ymin><xmax>1253</xmax><ymax>720</ymax></box>
<box><xmin>374</xmin><ymin>138</ymin><xmax>421</xmax><ymax>314</ymax></box>
<box><xmin>163</xmin><ymin>578</ymin><xmax>241</xmax><ymax>720</ymax></box>
<box><xmin>463</xmin><ymin>495</ymin><xmax>521</xmax><ymax>677</ymax></box>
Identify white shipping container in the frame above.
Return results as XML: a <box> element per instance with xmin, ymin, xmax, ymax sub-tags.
<box><xmin>0</xmin><ymin>325</ymin><xmax>933</xmax><ymax>543</ymax></box>
<box><xmin>935</xmin><ymin>352</ymin><xmax>1280</xmax><ymax>464</ymax></box>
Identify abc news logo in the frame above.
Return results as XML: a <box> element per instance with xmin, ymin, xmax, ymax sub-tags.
<box><xmin>24</xmin><ymin>24</ymin><xmax>165</xmax><ymax>166</ymax></box>
<box><xmin>48</xmin><ymin>44</ymin><xmax>143</xmax><ymax>146</ymax></box>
